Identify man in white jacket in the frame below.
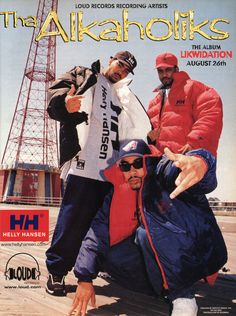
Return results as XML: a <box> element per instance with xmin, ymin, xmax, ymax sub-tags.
<box><xmin>45</xmin><ymin>51</ymin><xmax>151</xmax><ymax>296</ymax></box>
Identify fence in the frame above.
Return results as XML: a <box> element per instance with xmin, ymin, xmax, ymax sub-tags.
<box><xmin>0</xmin><ymin>195</ymin><xmax>62</xmax><ymax>207</ymax></box>
<box><xmin>1</xmin><ymin>195</ymin><xmax>236</xmax><ymax>211</ymax></box>
<box><xmin>209</xmin><ymin>201</ymin><xmax>236</xmax><ymax>213</ymax></box>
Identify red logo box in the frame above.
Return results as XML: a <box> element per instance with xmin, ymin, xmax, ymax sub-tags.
<box><xmin>0</xmin><ymin>209</ymin><xmax>49</xmax><ymax>242</ymax></box>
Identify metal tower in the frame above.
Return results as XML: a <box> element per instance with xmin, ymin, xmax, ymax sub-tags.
<box><xmin>0</xmin><ymin>0</ymin><xmax>61</xmax><ymax>205</ymax></box>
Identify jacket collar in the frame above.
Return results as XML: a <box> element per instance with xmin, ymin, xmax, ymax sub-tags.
<box><xmin>91</xmin><ymin>60</ymin><xmax>101</xmax><ymax>74</ymax></box>
<box><xmin>153</xmin><ymin>71</ymin><xmax>190</xmax><ymax>92</ymax></box>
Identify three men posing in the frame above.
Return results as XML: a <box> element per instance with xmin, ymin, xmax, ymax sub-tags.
<box><xmin>45</xmin><ymin>51</ymin><xmax>225</xmax><ymax>316</ymax></box>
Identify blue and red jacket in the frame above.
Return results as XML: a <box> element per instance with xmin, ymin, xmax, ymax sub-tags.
<box><xmin>74</xmin><ymin>148</ymin><xmax>227</xmax><ymax>294</ymax></box>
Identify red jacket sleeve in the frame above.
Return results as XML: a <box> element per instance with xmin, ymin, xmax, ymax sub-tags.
<box><xmin>187</xmin><ymin>82</ymin><xmax>223</xmax><ymax>156</ymax></box>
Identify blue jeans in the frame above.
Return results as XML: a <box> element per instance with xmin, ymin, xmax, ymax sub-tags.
<box><xmin>46</xmin><ymin>174</ymin><xmax>112</xmax><ymax>276</ymax></box>
<box><xmin>104</xmin><ymin>226</ymin><xmax>194</xmax><ymax>301</ymax></box>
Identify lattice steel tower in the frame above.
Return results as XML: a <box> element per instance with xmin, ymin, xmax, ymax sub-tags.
<box><xmin>0</xmin><ymin>0</ymin><xmax>61</xmax><ymax>204</ymax></box>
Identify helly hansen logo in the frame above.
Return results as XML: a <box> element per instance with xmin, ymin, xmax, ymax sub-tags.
<box><xmin>126</xmin><ymin>56</ymin><xmax>135</xmax><ymax>67</ymax></box>
<box><xmin>10</xmin><ymin>214</ymin><xmax>38</xmax><ymax>230</ymax></box>
<box><xmin>76</xmin><ymin>159</ymin><xmax>85</xmax><ymax>170</ymax></box>
<box><xmin>176</xmin><ymin>99</ymin><xmax>185</xmax><ymax>105</ymax></box>
<box><xmin>0</xmin><ymin>210</ymin><xmax>49</xmax><ymax>242</ymax></box>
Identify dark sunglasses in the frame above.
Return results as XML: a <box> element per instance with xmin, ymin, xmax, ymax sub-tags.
<box><xmin>119</xmin><ymin>157</ymin><xmax>143</xmax><ymax>172</ymax></box>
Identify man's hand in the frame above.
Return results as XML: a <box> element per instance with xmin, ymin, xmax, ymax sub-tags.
<box><xmin>164</xmin><ymin>147</ymin><xmax>208</xmax><ymax>199</ymax></box>
<box><xmin>68</xmin><ymin>282</ymin><xmax>96</xmax><ymax>316</ymax></box>
<box><xmin>65</xmin><ymin>84</ymin><xmax>84</xmax><ymax>113</ymax></box>
<box><xmin>177</xmin><ymin>143</ymin><xmax>193</xmax><ymax>154</ymax></box>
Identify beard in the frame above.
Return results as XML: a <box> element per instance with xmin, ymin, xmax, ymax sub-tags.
<box><xmin>128</xmin><ymin>176</ymin><xmax>142</xmax><ymax>190</ymax></box>
<box><xmin>107</xmin><ymin>72</ymin><xmax>121</xmax><ymax>83</ymax></box>
<box><xmin>161</xmin><ymin>77</ymin><xmax>173</xmax><ymax>89</ymax></box>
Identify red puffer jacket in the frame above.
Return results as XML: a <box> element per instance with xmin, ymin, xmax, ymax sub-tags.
<box><xmin>147</xmin><ymin>71</ymin><xmax>223</xmax><ymax>156</ymax></box>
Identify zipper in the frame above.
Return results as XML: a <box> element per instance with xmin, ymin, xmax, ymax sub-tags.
<box><xmin>155</xmin><ymin>89</ymin><xmax>166</xmax><ymax>142</ymax></box>
<box><xmin>159</xmin><ymin>89</ymin><xmax>166</xmax><ymax>119</ymax></box>
<box><xmin>138</xmin><ymin>157</ymin><xmax>169</xmax><ymax>290</ymax></box>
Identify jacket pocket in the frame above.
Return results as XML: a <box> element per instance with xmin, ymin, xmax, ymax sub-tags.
<box><xmin>146</xmin><ymin>211</ymin><xmax>187</xmax><ymax>234</ymax></box>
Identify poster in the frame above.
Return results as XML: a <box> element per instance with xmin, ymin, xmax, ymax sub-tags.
<box><xmin>0</xmin><ymin>0</ymin><xmax>235</xmax><ymax>315</ymax></box>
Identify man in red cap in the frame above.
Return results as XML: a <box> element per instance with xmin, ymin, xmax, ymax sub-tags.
<box><xmin>147</xmin><ymin>52</ymin><xmax>223</xmax><ymax>156</ymax></box>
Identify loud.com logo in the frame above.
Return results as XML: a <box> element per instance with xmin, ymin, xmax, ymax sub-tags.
<box><xmin>4</xmin><ymin>253</ymin><xmax>40</xmax><ymax>283</ymax></box>
<box><xmin>0</xmin><ymin>209</ymin><xmax>49</xmax><ymax>242</ymax></box>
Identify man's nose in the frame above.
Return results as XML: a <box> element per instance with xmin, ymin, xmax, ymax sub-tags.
<box><xmin>162</xmin><ymin>70</ymin><xmax>169</xmax><ymax>76</ymax></box>
<box><xmin>129</xmin><ymin>165</ymin><xmax>137</xmax><ymax>174</ymax></box>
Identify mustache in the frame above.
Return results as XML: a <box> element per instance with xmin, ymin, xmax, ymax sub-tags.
<box><xmin>114</xmin><ymin>72</ymin><xmax>121</xmax><ymax>79</ymax></box>
<box><xmin>128</xmin><ymin>176</ymin><xmax>141</xmax><ymax>181</ymax></box>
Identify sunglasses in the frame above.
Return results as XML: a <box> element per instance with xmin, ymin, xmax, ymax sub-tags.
<box><xmin>119</xmin><ymin>157</ymin><xmax>143</xmax><ymax>172</ymax></box>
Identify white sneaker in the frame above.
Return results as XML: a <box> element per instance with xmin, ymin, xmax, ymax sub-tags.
<box><xmin>171</xmin><ymin>297</ymin><xmax>198</xmax><ymax>316</ymax></box>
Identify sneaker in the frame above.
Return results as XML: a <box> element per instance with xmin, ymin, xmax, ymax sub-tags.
<box><xmin>171</xmin><ymin>297</ymin><xmax>198</xmax><ymax>316</ymax></box>
<box><xmin>98</xmin><ymin>271</ymin><xmax>114</xmax><ymax>280</ymax></box>
<box><xmin>46</xmin><ymin>273</ymin><xmax>66</xmax><ymax>296</ymax></box>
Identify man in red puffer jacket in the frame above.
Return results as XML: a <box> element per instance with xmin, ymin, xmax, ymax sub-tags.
<box><xmin>147</xmin><ymin>52</ymin><xmax>223</xmax><ymax>156</ymax></box>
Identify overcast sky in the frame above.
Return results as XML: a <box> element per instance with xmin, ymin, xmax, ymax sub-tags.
<box><xmin>0</xmin><ymin>0</ymin><xmax>235</xmax><ymax>200</ymax></box>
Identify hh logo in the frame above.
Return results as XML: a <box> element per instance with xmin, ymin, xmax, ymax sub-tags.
<box><xmin>0</xmin><ymin>210</ymin><xmax>49</xmax><ymax>242</ymax></box>
<box><xmin>10</xmin><ymin>214</ymin><xmax>39</xmax><ymax>230</ymax></box>
<box><xmin>76</xmin><ymin>158</ymin><xmax>85</xmax><ymax>170</ymax></box>
<box><xmin>176</xmin><ymin>99</ymin><xmax>185</xmax><ymax>105</ymax></box>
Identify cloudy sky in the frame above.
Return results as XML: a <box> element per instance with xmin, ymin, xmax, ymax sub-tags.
<box><xmin>0</xmin><ymin>0</ymin><xmax>235</xmax><ymax>200</ymax></box>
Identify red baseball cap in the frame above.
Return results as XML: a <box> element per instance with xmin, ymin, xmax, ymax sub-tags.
<box><xmin>155</xmin><ymin>53</ymin><xmax>178</xmax><ymax>69</ymax></box>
